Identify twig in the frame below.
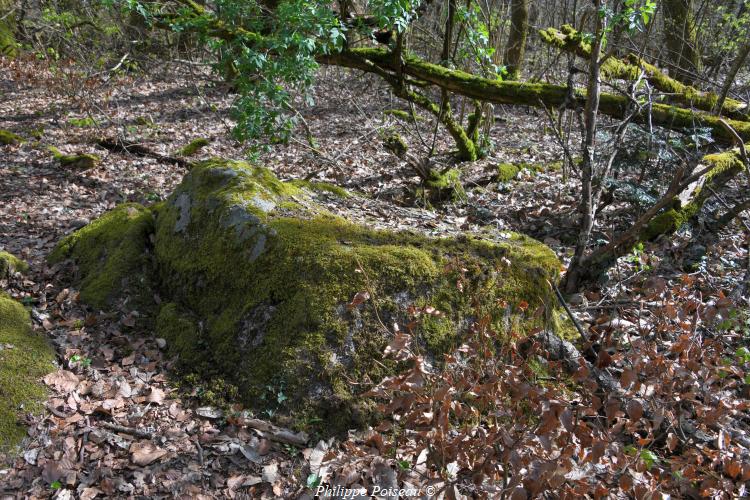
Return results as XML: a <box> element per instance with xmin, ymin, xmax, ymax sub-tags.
<box><xmin>99</xmin><ymin>421</ymin><xmax>155</xmax><ymax>440</ymax></box>
<box><xmin>548</xmin><ymin>279</ymin><xmax>588</xmax><ymax>342</ymax></box>
<box><xmin>244</xmin><ymin>419</ymin><xmax>308</xmax><ymax>446</ymax></box>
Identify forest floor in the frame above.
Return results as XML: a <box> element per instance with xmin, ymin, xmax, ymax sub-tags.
<box><xmin>1</xmin><ymin>56</ymin><xmax>750</xmax><ymax>498</ymax></box>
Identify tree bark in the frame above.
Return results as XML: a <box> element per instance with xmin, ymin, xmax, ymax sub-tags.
<box><xmin>716</xmin><ymin>38</ymin><xmax>750</xmax><ymax>117</ymax></box>
<box><xmin>663</xmin><ymin>0</ymin><xmax>702</xmax><ymax>85</ymax></box>
<box><xmin>503</xmin><ymin>0</ymin><xmax>529</xmax><ymax>81</ymax></box>
<box><xmin>564</xmin><ymin>0</ymin><xmax>605</xmax><ymax>293</ymax></box>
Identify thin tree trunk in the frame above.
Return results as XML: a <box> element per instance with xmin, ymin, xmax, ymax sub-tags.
<box><xmin>716</xmin><ymin>39</ymin><xmax>750</xmax><ymax>116</ymax></box>
<box><xmin>503</xmin><ymin>0</ymin><xmax>529</xmax><ymax>80</ymax></box>
<box><xmin>564</xmin><ymin>0</ymin><xmax>605</xmax><ymax>293</ymax></box>
<box><xmin>663</xmin><ymin>0</ymin><xmax>702</xmax><ymax>84</ymax></box>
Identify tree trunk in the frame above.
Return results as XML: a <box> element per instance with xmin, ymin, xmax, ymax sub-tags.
<box><xmin>564</xmin><ymin>0</ymin><xmax>605</xmax><ymax>294</ymax></box>
<box><xmin>0</xmin><ymin>0</ymin><xmax>18</xmax><ymax>57</ymax></box>
<box><xmin>663</xmin><ymin>0</ymin><xmax>702</xmax><ymax>84</ymax></box>
<box><xmin>503</xmin><ymin>0</ymin><xmax>529</xmax><ymax>81</ymax></box>
<box><xmin>716</xmin><ymin>39</ymin><xmax>750</xmax><ymax>116</ymax></box>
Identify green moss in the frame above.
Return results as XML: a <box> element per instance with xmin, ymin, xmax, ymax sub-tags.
<box><xmin>496</xmin><ymin>160</ymin><xmax>564</xmax><ymax>182</ymax></box>
<box><xmin>66</xmin><ymin>117</ymin><xmax>97</xmax><ymax>128</ymax></box>
<box><xmin>384</xmin><ymin>109</ymin><xmax>423</xmax><ymax>122</ymax></box>
<box><xmin>48</xmin><ymin>146</ymin><xmax>100</xmax><ymax>170</ymax></box>
<box><xmin>0</xmin><ymin>252</ymin><xmax>29</xmax><ymax>277</ymax></box>
<box><xmin>48</xmin><ymin>204</ymin><xmax>155</xmax><ymax>310</ymax></box>
<box><xmin>383</xmin><ymin>132</ymin><xmax>408</xmax><ymax>157</ymax></box>
<box><xmin>0</xmin><ymin>293</ymin><xmax>55</xmax><ymax>456</ymax></box>
<box><xmin>289</xmin><ymin>180</ymin><xmax>351</xmax><ymax>198</ymax></box>
<box><xmin>148</xmin><ymin>160</ymin><xmax>560</xmax><ymax>432</ymax></box>
<box><xmin>177</xmin><ymin>138</ymin><xmax>211</xmax><ymax>157</ymax></box>
<box><xmin>641</xmin><ymin>148</ymin><xmax>747</xmax><ymax>241</ymax></box>
<box><xmin>0</xmin><ymin>129</ymin><xmax>23</xmax><ymax>145</ymax></box>
<box><xmin>426</xmin><ymin>168</ymin><xmax>465</xmax><ymax>202</ymax></box>
<box><xmin>496</xmin><ymin>163</ymin><xmax>520</xmax><ymax>182</ymax></box>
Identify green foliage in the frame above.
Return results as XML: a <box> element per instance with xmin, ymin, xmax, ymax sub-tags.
<box><xmin>370</xmin><ymin>0</ymin><xmax>419</xmax><ymax>33</ymax></box>
<box><xmin>455</xmin><ymin>4</ymin><xmax>505</xmax><ymax>78</ymax></box>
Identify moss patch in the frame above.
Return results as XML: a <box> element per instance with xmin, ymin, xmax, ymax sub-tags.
<box><xmin>384</xmin><ymin>109</ymin><xmax>423</xmax><ymax>122</ymax></box>
<box><xmin>0</xmin><ymin>251</ymin><xmax>29</xmax><ymax>278</ymax></box>
<box><xmin>0</xmin><ymin>293</ymin><xmax>55</xmax><ymax>457</ymax></box>
<box><xmin>641</xmin><ymin>148</ymin><xmax>747</xmax><ymax>241</ymax></box>
<box><xmin>49</xmin><ymin>146</ymin><xmax>100</xmax><ymax>170</ymax></box>
<box><xmin>496</xmin><ymin>163</ymin><xmax>520</xmax><ymax>182</ymax></box>
<box><xmin>0</xmin><ymin>129</ymin><xmax>23</xmax><ymax>146</ymax></box>
<box><xmin>177</xmin><ymin>137</ymin><xmax>210</xmax><ymax>157</ymax></box>
<box><xmin>48</xmin><ymin>203</ymin><xmax>156</xmax><ymax>310</ymax></box>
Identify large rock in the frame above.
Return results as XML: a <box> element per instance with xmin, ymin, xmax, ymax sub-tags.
<box><xmin>0</xmin><ymin>291</ymin><xmax>55</xmax><ymax>456</ymax></box>
<box><xmin>51</xmin><ymin>160</ymin><xmax>565</xmax><ymax>432</ymax></box>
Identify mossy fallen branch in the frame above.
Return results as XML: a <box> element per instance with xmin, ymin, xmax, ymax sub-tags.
<box><xmin>640</xmin><ymin>148</ymin><xmax>747</xmax><ymax>240</ymax></box>
<box><xmin>384</xmin><ymin>109</ymin><xmax>423</xmax><ymax>122</ymax></box>
<box><xmin>48</xmin><ymin>146</ymin><xmax>100</xmax><ymax>170</ymax></box>
<box><xmin>322</xmin><ymin>49</ymin><xmax>750</xmax><ymax>144</ymax></box>
<box><xmin>538</xmin><ymin>25</ymin><xmax>748</xmax><ymax>121</ymax></box>
<box><xmin>0</xmin><ymin>129</ymin><xmax>23</xmax><ymax>145</ymax></box>
<box><xmin>177</xmin><ymin>137</ymin><xmax>210</xmax><ymax>156</ymax></box>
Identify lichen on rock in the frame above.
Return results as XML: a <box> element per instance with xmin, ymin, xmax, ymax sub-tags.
<box><xmin>0</xmin><ymin>292</ymin><xmax>55</xmax><ymax>457</ymax></box>
<box><xmin>52</xmin><ymin>159</ymin><xmax>563</xmax><ymax>433</ymax></box>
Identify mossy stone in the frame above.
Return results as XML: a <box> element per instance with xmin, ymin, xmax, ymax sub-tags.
<box><xmin>496</xmin><ymin>163</ymin><xmax>520</xmax><ymax>182</ymax></box>
<box><xmin>54</xmin><ymin>159</ymin><xmax>563</xmax><ymax>433</ymax></box>
<box><xmin>0</xmin><ymin>251</ymin><xmax>29</xmax><ymax>278</ymax></box>
<box><xmin>48</xmin><ymin>204</ymin><xmax>156</xmax><ymax>310</ymax></box>
<box><xmin>0</xmin><ymin>293</ymin><xmax>55</xmax><ymax>457</ymax></box>
<box><xmin>49</xmin><ymin>146</ymin><xmax>100</xmax><ymax>170</ymax></box>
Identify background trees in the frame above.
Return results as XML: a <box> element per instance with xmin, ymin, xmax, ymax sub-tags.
<box><xmin>4</xmin><ymin>0</ymin><xmax>749</xmax><ymax>290</ymax></box>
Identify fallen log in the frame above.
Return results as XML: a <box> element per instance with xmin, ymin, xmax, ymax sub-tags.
<box><xmin>538</xmin><ymin>25</ymin><xmax>749</xmax><ymax>121</ymax></box>
<box><xmin>321</xmin><ymin>49</ymin><xmax>750</xmax><ymax>145</ymax></box>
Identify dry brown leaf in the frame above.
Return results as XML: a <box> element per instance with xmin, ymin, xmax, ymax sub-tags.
<box><xmin>130</xmin><ymin>441</ymin><xmax>167</xmax><ymax>466</ymax></box>
<box><xmin>43</xmin><ymin>370</ymin><xmax>80</xmax><ymax>393</ymax></box>
<box><xmin>146</xmin><ymin>387</ymin><xmax>166</xmax><ymax>404</ymax></box>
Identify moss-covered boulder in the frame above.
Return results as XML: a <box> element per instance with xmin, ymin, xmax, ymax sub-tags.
<box><xmin>51</xmin><ymin>160</ymin><xmax>562</xmax><ymax>432</ymax></box>
<box><xmin>48</xmin><ymin>204</ymin><xmax>156</xmax><ymax>310</ymax></box>
<box><xmin>0</xmin><ymin>251</ymin><xmax>29</xmax><ymax>278</ymax></box>
<box><xmin>0</xmin><ymin>292</ymin><xmax>55</xmax><ymax>456</ymax></box>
